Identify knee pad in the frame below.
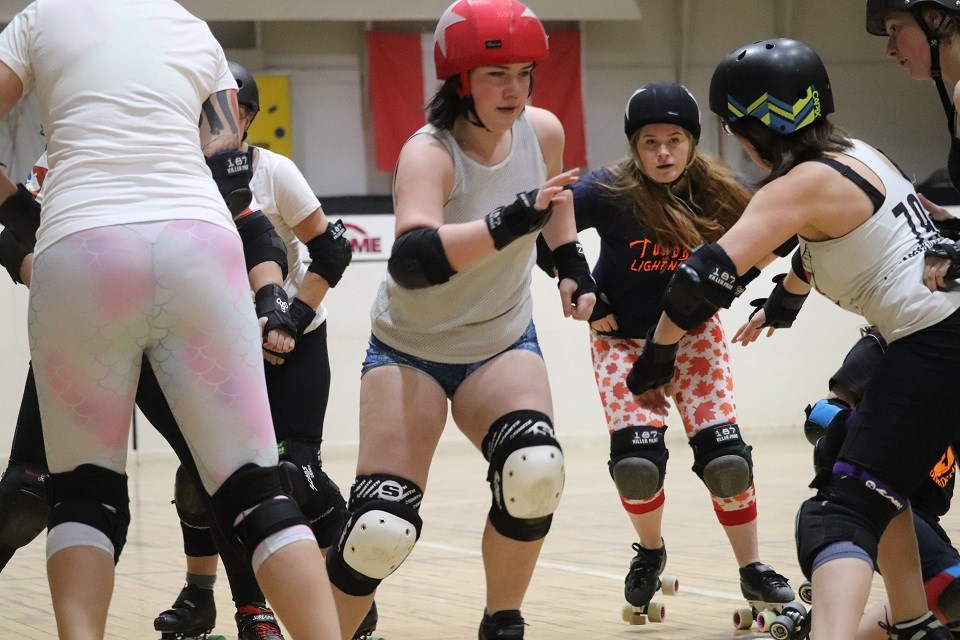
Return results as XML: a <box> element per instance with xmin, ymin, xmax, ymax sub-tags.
<box><xmin>926</xmin><ymin>564</ymin><xmax>960</xmax><ymax>622</ymax></box>
<box><xmin>482</xmin><ymin>410</ymin><xmax>565</xmax><ymax>542</ymax></box>
<box><xmin>47</xmin><ymin>464</ymin><xmax>130</xmax><ymax>563</ymax></box>
<box><xmin>174</xmin><ymin>465</ymin><xmax>209</xmax><ymax>531</ymax></box>
<box><xmin>0</xmin><ymin>464</ymin><xmax>49</xmax><ymax>552</ymax></box>
<box><xmin>608</xmin><ymin>425</ymin><xmax>669</xmax><ymax>501</ymax></box>
<box><xmin>326</xmin><ymin>474</ymin><xmax>424</xmax><ymax>597</ymax></box>
<box><xmin>277</xmin><ymin>439</ymin><xmax>348</xmax><ymax>548</ymax></box>
<box><xmin>689</xmin><ymin>423</ymin><xmax>753</xmax><ymax>499</ymax></box>
<box><xmin>803</xmin><ymin>397</ymin><xmax>850</xmax><ymax>446</ymax></box>
<box><xmin>795</xmin><ymin>466</ymin><xmax>906</xmax><ymax>578</ymax></box>
<box><xmin>211</xmin><ymin>463</ymin><xmax>309</xmax><ymax>562</ymax></box>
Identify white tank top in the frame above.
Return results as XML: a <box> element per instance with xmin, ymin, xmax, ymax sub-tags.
<box><xmin>799</xmin><ymin>140</ymin><xmax>960</xmax><ymax>342</ymax></box>
<box><xmin>371</xmin><ymin>113</ymin><xmax>546</xmax><ymax>363</ymax></box>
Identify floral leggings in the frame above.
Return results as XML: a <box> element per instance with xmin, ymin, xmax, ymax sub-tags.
<box><xmin>591</xmin><ymin>315</ymin><xmax>756</xmax><ymax>526</ymax></box>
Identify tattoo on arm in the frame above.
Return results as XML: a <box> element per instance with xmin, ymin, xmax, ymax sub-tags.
<box><xmin>200</xmin><ymin>89</ymin><xmax>242</xmax><ymax>156</ymax></box>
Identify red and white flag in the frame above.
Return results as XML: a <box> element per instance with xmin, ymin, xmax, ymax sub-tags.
<box><xmin>367</xmin><ymin>29</ymin><xmax>587</xmax><ymax>173</ymax></box>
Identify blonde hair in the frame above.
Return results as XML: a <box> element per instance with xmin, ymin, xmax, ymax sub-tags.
<box><xmin>599</xmin><ymin>132</ymin><xmax>751</xmax><ymax>249</ymax></box>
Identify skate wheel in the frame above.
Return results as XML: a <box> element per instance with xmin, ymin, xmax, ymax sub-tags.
<box><xmin>621</xmin><ymin>603</ymin><xmax>647</xmax><ymax>625</ymax></box>
<box><xmin>647</xmin><ymin>601</ymin><xmax>665</xmax><ymax>623</ymax></box>
<box><xmin>660</xmin><ymin>574</ymin><xmax>679</xmax><ymax>596</ymax></box>
<box><xmin>733</xmin><ymin>607</ymin><xmax>754</xmax><ymax>630</ymax></box>
<box><xmin>756</xmin><ymin>608</ymin><xmax>778</xmax><ymax>632</ymax></box>
<box><xmin>798</xmin><ymin>580</ymin><xmax>813</xmax><ymax>605</ymax></box>
<box><xmin>769</xmin><ymin>615</ymin><xmax>796</xmax><ymax>640</ymax></box>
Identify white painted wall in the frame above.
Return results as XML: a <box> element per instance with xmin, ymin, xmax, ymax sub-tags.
<box><xmin>0</xmin><ymin>1</ymin><xmax>949</xmax><ymax>458</ymax></box>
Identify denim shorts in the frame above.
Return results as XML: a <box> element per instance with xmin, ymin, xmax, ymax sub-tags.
<box><xmin>362</xmin><ymin>321</ymin><xmax>543</xmax><ymax>398</ymax></box>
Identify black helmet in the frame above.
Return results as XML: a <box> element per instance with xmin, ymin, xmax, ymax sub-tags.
<box><xmin>866</xmin><ymin>0</ymin><xmax>960</xmax><ymax>35</ymax></box>
<box><xmin>228</xmin><ymin>61</ymin><xmax>260</xmax><ymax>114</ymax></box>
<box><xmin>709</xmin><ymin>38</ymin><xmax>833</xmax><ymax>136</ymax></box>
<box><xmin>624</xmin><ymin>82</ymin><xmax>701</xmax><ymax>141</ymax></box>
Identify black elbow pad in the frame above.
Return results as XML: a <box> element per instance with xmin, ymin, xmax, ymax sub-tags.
<box><xmin>0</xmin><ymin>184</ymin><xmax>41</xmax><ymax>251</ymax></box>
<box><xmin>387</xmin><ymin>227</ymin><xmax>456</xmax><ymax>289</ymax></box>
<box><xmin>235</xmin><ymin>209</ymin><xmax>288</xmax><ymax>279</ymax></box>
<box><xmin>663</xmin><ymin>243</ymin><xmax>740</xmax><ymax>330</ymax></box>
<box><xmin>306</xmin><ymin>219</ymin><xmax>352</xmax><ymax>287</ymax></box>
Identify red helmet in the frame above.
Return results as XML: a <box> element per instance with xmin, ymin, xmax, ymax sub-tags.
<box><xmin>433</xmin><ymin>0</ymin><xmax>548</xmax><ymax>95</ymax></box>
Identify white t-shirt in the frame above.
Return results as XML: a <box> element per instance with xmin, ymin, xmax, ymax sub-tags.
<box><xmin>0</xmin><ymin>0</ymin><xmax>237</xmax><ymax>253</ymax></box>
<box><xmin>249</xmin><ymin>146</ymin><xmax>328</xmax><ymax>329</ymax></box>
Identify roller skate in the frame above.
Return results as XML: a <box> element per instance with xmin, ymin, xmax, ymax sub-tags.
<box><xmin>154</xmin><ymin>584</ymin><xmax>225</xmax><ymax>640</ymax></box>
<box><xmin>478</xmin><ymin>609</ymin><xmax>525</xmax><ymax>639</ymax></box>
<box><xmin>767</xmin><ymin>601</ymin><xmax>811</xmax><ymax>640</ymax></box>
<box><xmin>732</xmin><ymin>561</ymin><xmax>795</xmax><ymax>633</ymax></box>
<box><xmin>235</xmin><ymin>602</ymin><xmax>284</xmax><ymax>640</ymax></box>
<box><xmin>353</xmin><ymin>601</ymin><xmax>382</xmax><ymax>640</ymax></box>
<box><xmin>882</xmin><ymin>612</ymin><xmax>955</xmax><ymax>640</ymax></box>
<box><xmin>620</xmin><ymin>542</ymin><xmax>679</xmax><ymax>625</ymax></box>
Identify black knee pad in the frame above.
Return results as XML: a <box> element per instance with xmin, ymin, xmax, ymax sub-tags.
<box><xmin>689</xmin><ymin>423</ymin><xmax>753</xmax><ymax>499</ymax></box>
<box><xmin>47</xmin><ymin>464</ymin><xmax>130</xmax><ymax>563</ymax></box>
<box><xmin>482</xmin><ymin>410</ymin><xmax>564</xmax><ymax>542</ymax></box>
<box><xmin>277</xmin><ymin>439</ymin><xmax>348</xmax><ymax>548</ymax></box>
<box><xmin>795</xmin><ymin>467</ymin><xmax>906</xmax><ymax>578</ymax></box>
<box><xmin>326</xmin><ymin>474</ymin><xmax>424</xmax><ymax>597</ymax></box>
<box><xmin>174</xmin><ymin>464</ymin><xmax>209</xmax><ymax>530</ymax></box>
<box><xmin>0</xmin><ymin>464</ymin><xmax>49</xmax><ymax>552</ymax></box>
<box><xmin>211</xmin><ymin>463</ymin><xmax>309</xmax><ymax>562</ymax></box>
<box><xmin>803</xmin><ymin>397</ymin><xmax>851</xmax><ymax>446</ymax></box>
<box><xmin>608</xmin><ymin>425</ymin><xmax>669</xmax><ymax>501</ymax></box>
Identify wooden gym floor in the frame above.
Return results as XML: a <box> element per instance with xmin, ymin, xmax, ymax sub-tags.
<box><xmin>0</xmin><ymin>427</ymin><xmax>920</xmax><ymax>639</ymax></box>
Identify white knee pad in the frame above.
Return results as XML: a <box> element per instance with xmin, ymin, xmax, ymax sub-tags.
<box><xmin>342</xmin><ymin>506</ymin><xmax>419</xmax><ymax>580</ymax></box>
<box><xmin>499</xmin><ymin>444</ymin><xmax>565</xmax><ymax>519</ymax></box>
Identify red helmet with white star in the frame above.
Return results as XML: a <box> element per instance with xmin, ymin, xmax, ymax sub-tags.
<box><xmin>433</xmin><ymin>0</ymin><xmax>548</xmax><ymax>94</ymax></box>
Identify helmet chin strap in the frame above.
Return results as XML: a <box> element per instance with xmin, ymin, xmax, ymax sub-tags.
<box><xmin>912</xmin><ymin>6</ymin><xmax>956</xmax><ymax>135</ymax></box>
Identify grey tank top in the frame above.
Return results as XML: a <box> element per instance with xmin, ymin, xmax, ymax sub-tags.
<box><xmin>371</xmin><ymin>113</ymin><xmax>546</xmax><ymax>363</ymax></box>
<box><xmin>799</xmin><ymin>139</ymin><xmax>960</xmax><ymax>342</ymax></box>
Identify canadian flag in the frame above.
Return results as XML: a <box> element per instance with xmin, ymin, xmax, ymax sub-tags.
<box><xmin>367</xmin><ymin>29</ymin><xmax>587</xmax><ymax>173</ymax></box>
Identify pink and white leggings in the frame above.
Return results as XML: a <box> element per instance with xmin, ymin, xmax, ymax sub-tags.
<box><xmin>591</xmin><ymin>315</ymin><xmax>757</xmax><ymax>526</ymax></box>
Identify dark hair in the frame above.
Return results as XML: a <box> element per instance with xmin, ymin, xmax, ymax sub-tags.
<box><xmin>426</xmin><ymin>76</ymin><xmax>484</xmax><ymax>130</ymax></box>
<box><xmin>728</xmin><ymin>117</ymin><xmax>852</xmax><ymax>185</ymax></box>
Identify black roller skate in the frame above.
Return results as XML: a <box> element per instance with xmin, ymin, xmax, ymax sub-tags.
<box><xmin>353</xmin><ymin>601</ymin><xmax>379</xmax><ymax>640</ymax></box>
<box><xmin>621</xmin><ymin>542</ymin><xmax>679</xmax><ymax>625</ymax></box>
<box><xmin>235</xmin><ymin>602</ymin><xmax>284</xmax><ymax>640</ymax></box>
<box><xmin>154</xmin><ymin>584</ymin><xmax>222</xmax><ymax>640</ymax></box>
<box><xmin>767</xmin><ymin>601</ymin><xmax>811</xmax><ymax>640</ymax></box>
<box><xmin>733</xmin><ymin>561</ymin><xmax>795</xmax><ymax>632</ymax></box>
<box><xmin>478</xmin><ymin>609</ymin><xmax>525</xmax><ymax>639</ymax></box>
<box><xmin>882</xmin><ymin>612</ymin><xmax>955</xmax><ymax>640</ymax></box>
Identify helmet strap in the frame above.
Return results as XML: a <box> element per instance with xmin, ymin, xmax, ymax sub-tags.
<box><xmin>910</xmin><ymin>6</ymin><xmax>956</xmax><ymax>134</ymax></box>
<box><xmin>457</xmin><ymin>71</ymin><xmax>472</xmax><ymax>98</ymax></box>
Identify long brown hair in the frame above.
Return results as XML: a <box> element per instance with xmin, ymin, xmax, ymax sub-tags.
<box><xmin>600</xmin><ymin>131</ymin><xmax>751</xmax><ymax>248</ymax></box>
<box><xmin>728</xmin><ymin>117</ymin><xmax>851</xmax><ymax>186</ymax></box>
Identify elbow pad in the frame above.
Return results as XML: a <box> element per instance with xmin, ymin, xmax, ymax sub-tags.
<box><xmin>206</xmin><ymin>150</ymin><xmax>253</xmax><ymax>216</ymax></box>
<box><xmin>235</xmin><ymin>209</ymin><xmax>288</xmax><ymax>279</ymax></box>
<box><xmin>0</xmin><ymin>228</ymin><xmax>30</xmax><ymax>285</ymax></box>
<box><xmin>387</xmin><ymin>227</ymin><xmax>456</xmax><ymax>289</ymax></box>
<box><xmin>663</xmin><ymin>243</ymin><xmax>741</xmax><ymax>331</ymax></box>
<box><xmin>306</xmin><ymin>219</ymin><xmax>352</xmax><ymax>287</ymax></box>
<box><xmin>0</xmin><ymin>184</ymin><xmax>41</xmax><ymax>251</ymax></box>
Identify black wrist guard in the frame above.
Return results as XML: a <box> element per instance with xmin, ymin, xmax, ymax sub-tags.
<box><xmin>625</xmin><ymin>328</ymin><xmax>679</xmax><ymax>395</ymax></box>
<box><xmin>790</xmin><ymin>249</ymin><xmax>810</xmax><ymax>284</ymax></box>
<box><xmin>0</xmin><ymin>228</ymin><xmax>30</xmax><ymax>284</ymax></box>
<box><xmin>588</xmin><ymin>294</ymin><xmax>614</xmax><ymax>323</ymax></box>
<box><xmin>306</xmin><ymin>219</ymin><xmax>352</xmax><ymax>287</ymax></box>
<box><xmin>552</xmin><ymin>241</ymin><xmax>595</xmax><ymax>302</ymax></box>
<box><xmin>926</xmin><ymin>241</ymin><xmax>960</xmax><ymax>279</ymax></box>
<box><xmin>206</xmin><ymin>150</ymin><xmax>253</xmax><ymax>216</ymax></box>
<box><xmin>288</xmin><ymin>297</ymin><xmax>317</xmax><ymax>340</ymax></box>
<box><xmin>0</xmin><ymin>183</ymin><xmax>41</xmax><ymax>250</ymax></box>
<box><xmin>485</xmin><ymin>189</ymin><xmax>553</xmax><ymax>250</ymax></box>
<box><xmin>748</xmin><ymin>273</ymin><xmax>808</xmax><ymax>329</ymax></box>
<box><xmin>255</xmin><ymin>284</ymin><xmax>296</xmax><ymax>341</ymax></box>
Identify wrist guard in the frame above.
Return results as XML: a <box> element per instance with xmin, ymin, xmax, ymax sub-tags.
<box><xmin>552</xmin><ymin>241</ymin><xmax>595</xmax><ymax>302</ymax></box>
<box><xmin>255</xmin><ymin>284</ymin><xmax>296</xmax><ymax>342</ymax></box>
<box><xmin>625</xmin><ymin>328</ymin><xmax>679</xmax><ymax>395</ymax></box>
<box><xmin>588</xmin><ymin>294</ymin><xmax>613</xmax><ymax>323</ymax></box>
<box><xmin>486</xmin><ymin>189</ymin><xmax>553</xmax><ymax>250</ymax></box>
<box><xmin>206</xmin><ymin>150</ymin><xmax>253</xmax><ymax>216</ymax></box>
<box><xmin>926</xmin><ymin>241</ymin><xmax>960</xmax><ymax>280</ymax></box>
<box><xmin>288</xmin><ymin>298</ymin><xmax>317</xmax><ymax>340</ymax></box>
<box><xmin>748</xmin><ymin>273</ymin><xmax>808</xmax><ymax>329</ymax></box>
